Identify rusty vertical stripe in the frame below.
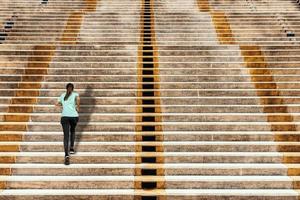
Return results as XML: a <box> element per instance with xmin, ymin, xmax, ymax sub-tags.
<box><xmin>240</xmin><ymin>46</ymin><xmax>297</xmax><ymax>135</ymax></box>
<box><xmin>197</xmin><ymin>0</ymin><xmax>235</xmax><ymax>44</ymax></box>
<box><xmin>0</xmin><ymin>45</ymin><xmax>56</xmax><ymax>190</ymax></box>
<box><xmin>60</xmin><ymin>12</ymin><xmax>84</xmax><ymax>44</ymax></box>
<box><xmin>211</xmin><ymin>11</ymin><xmax>236</xmax><ymax>45</ymax></box>
<box><xmin>85</xmin><ymin>0</ymin><xmax>98</xmax><ymax>11</ymax></box>
<box><xmin>240</xmin><ymin>45</ymin><xmax>300</xmax><ymax>190</ymax></box>
<box><xmin>60</xmin><ymin>0</ymin><xmax>98</xmax><ymax>44</ymax></box>
<box><xmin>240</xmin><ymin>45</ymin><xmax>299</xmax><ymax>153</ymax></box>
<box><xmin>197</xmin><ymin>0</ymin><xmax>300</xmax><ymax>193</ymax></box>
<box><xmin>197</xmin><ymin>0</ymin><xmax>211</xmax><ymax>12</ymax></box>
<box><xmin>135</xmin><ymin>0</ymin><xmax>165</xmax><ymax>199</ymax></box>
<box><xmin>0</xmin><ymin>0</ymin><xmax>98</xmax><ymax>190</ymax></box>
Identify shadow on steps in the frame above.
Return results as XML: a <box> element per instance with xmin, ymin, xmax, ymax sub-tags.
<box><xmin>75</xmin><ymin>85</ymin><xmax>95</xmax><ymax>150</ymax></box>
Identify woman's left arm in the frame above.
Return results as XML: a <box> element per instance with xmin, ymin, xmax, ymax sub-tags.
<box><xmin>55</xmin><ymin>96</ymin><xmax>62</xmax><ymax>107</ymax></box>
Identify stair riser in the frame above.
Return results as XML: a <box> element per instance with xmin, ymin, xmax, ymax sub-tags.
<box><xmin>164</xmin><ymin>145</ymin><xmax>278</xmax><ymax>152</ymax></box>
<box><xmin>9</xmin><ymin>168</ymin><xmax>134</xmax><ymax>176</ymax></box>
<box><xmin>21</xmin><ymin>135</ymin><xmax>135</xmax><ymax>142</ymax></box>
<box><xmin>166</xmin><ymin>156</ymin><xmax>282</xmax><ymax>163</ymax></box>
<box><xmin>6</xmin><ymin>168</ymin><xmax>286</xmax><ymax>176</ymax></box>
<box><xmin>162</xmin><ymin>125</ymin><xmax>271</xmax><ymax>131</ymax></box>
<box><xmin>34</xmin><ymin>107</ymin><xmax>137</xmax><ymax>113</ymax></box>
<box><xmin>14</xmin><ymin>156</ymin><xmax>135</xmax><ymax>164</ymax></box>
<box><xmin>2</xmin><ymin>124</ymin><xmax>277</xmax><ymax>132</ymax></box>
<box><xmin>5</xmin><ymin>107</ymin><xmax>286</xmax><ymax>113</ymax></box>
<box><xmin>6</xmin><ymin>181</ymin><xmax>133</xmax><ymax>189</ymax></box>
<box><xmin>6</xmin><ymin>82</ymin><xmax>289</xmax><ymax>88</ymax></box>
<box><xmin>5</xmin><ymin>99</ymin><xmax>264</xmax><ymax>106</ymax></box>
<box><xmin>9</xmin><ymin>134</ymin><xmax>275</xmax><ymax>142</ymax></box>
<box><xmin>4</xmin><ymin>181</ymin><xmax>292</xmax><ymax>189</ymax></box>
<box><xmin>0</xmin><ymin>76</ymin><xmax>260</xmax><ymax>82</ymax></box>
<box><xmin>43</xmin><ymin>76</ymin><xmax>137</xmax><ymax>82</ymax></box>
<box><xmin>19</xmin><ymin>145</ymin><xmax>135</xmax><ymax>152</ymax></box>
<box><xmin>9</xmin><ymin>115</ymin><xmax>271</xmax><ymax>122</ymax></box>
<box><xmin>165</xmin><ymin>181</ymin><xmax>293</xmax><ymax>189</ymax></box>
<box><xmin>6</xmin><ymin>83</ymin><xmax>296</xmax><ymax>90</ymax></box>
<box><xmin>29</xmin><ymin>115</ymin><xmax>135</xmax><ymax>122</ymax></box>
<box><xmin>167</xmin><ymin>196</ymin><xmax>297</xmax><ymax>200</ymax></box>
<box><xmin>0</xmin><ymin>69</ymin><xmax>137</xmax><ymax>75</ymax></box>
<box><xmin>12</xmin><ymin>145</ymin><xmax>280</xmax><ymax>152</ymax></box>
<box><xmin>0</xmin><ymin>196</ymin><xmax>133</xmax><ymax>200</ymax></box>
<box><xmin>26</xmin><ymin>125</ymin><xmax>136</xmax><ymax>132</ymax></box>
<box><xmin>0</xmin><ymin>51</ymin><xmax>138</xmax><ymax>56</ymax></box>
<box><xmin>12</xmin><ymin>155</ymin><xmax>282</xmax><ymax>164</ymax></box>
<box><xmin>0</xmin><ymin>196</ymin><xmax>297</xmax><ymax>200</ymax></box>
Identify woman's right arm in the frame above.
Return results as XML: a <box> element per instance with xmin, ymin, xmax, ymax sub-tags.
<box><xmin>55</xmin><ymin>95</ymin><xmax>62</xmax><ymax>107</ymax></box>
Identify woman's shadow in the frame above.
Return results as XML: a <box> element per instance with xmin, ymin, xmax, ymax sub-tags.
<box><xmin>75</xmin><ymin>85</ymin><xmax>95</xmax><ymax>150</ymax></box>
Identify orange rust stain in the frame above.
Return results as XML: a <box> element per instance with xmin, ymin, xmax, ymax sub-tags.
<box><xmin>197</xmin><ymin>0</ymin><xmax>300</xmax><ymax>192</ymax></box>
<box><xmin>85</xmin><ymin>0</ymin><xmax>98</xmax><ymax>12</ymax></box>
<box><xmin>60</xmin><ymin>0</ymin><xmax>98</xmax><ymax>44</ymax></box>
<box><xmin>0</xmin><ymin>181</ymin><xmax>6</xmax><ymax>189</ymax></box>
<box><xmin>240</xmin><ymin>45</ymin><xmax>300</xmax><ymax>178</ymax></box>
<box><xmin>197</xmin><ymin>1</ymin><xmax>235</xmax><ymax>44</ymax></box>
<box><xmin>0</xmin><ymin>145</ymin><xmax>20</xmax><ymax>152</ymax></box>
<box><xmin>60</xmin><ymin>12</ymin><xmax>84</xmax><ymax>44</ymax></box>
<box><xmin>0</xmin><ymin>0</ymin><xmax>98</xmax><ymax>190</ymax></box>
<box><xmin>0</xmin><ymin>157</ymin><xmax>16</xmax><ymax>163</ymax></box>
<box><xmin>197</xmin><ymin>0</ymin><xmax>211</xmax><ymax>12</ymax></box>
<box><xmin>0</xmin><ymin>45</ymin><xmax>55</xmax><ymax>189</ymax></box>
<box><xmin>4</xmin><ymin>45</ymin><xmax>56</xmax><ymax>126</ymax></box>
<box><xmin>0</xmin><ymin>134</ymin><xmax>23</xmax><ymax>141</ymax></box>
<box><xmin>240</xmin><ymin>46</ymin><xmax>296</xmax><ymax>130</ymax></box>
<box><xmin>211</xmin><ymin>11</ymin><xmax>236</xmax><ymax>45</ymax></box>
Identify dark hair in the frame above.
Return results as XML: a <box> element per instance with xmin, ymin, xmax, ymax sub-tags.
<box><xmin>64</xmin><ymin>83</ymin><xmax>74</xmax><ymax>101</ymax></box>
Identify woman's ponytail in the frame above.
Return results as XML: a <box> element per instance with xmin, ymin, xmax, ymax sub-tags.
<box><xmin>64</xmin><ymin>83</ymin><xmax>74</xmax><ymax>101</ymax></box>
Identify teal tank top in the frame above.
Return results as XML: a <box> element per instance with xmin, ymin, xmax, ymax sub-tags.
<box><xmin>58</xmin><ymin>92</ymin><xmax>79</xmax><ymax>117</ymax></box>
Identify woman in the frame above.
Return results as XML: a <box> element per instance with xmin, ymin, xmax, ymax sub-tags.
<box><xmin>56</xmin><ymin>83</ymin><xmax>80</xmax><ymax>165</ymax></box>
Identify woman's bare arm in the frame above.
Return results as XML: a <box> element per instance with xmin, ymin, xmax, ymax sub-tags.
<box><xmin>55</xmin><ymin>100</ymin><xmax>62</xmax><ymax>107</ymax></box>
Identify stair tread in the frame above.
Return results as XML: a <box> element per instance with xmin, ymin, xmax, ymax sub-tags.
<box><xmin>0</xmin><ymin>163</ymin><xmax>289</xmax><ymax>168</ymax></box>
<box><xmin>0</xmin><ymin>175</ymin><xmax>294</xmax><ymax>181</ymax></box>
<box><xmin>0</xmin><ymin>151</ymin><xmax>283</xmax><ymax>156</ymax></box>
<box><xmin>0</xmin><ymin>189</ymin><xmax>297</xmax><ymax>196</ymax></box>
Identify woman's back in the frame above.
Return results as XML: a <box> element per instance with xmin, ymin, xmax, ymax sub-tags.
<box><xmin>59</xmin><ymin>92</ymin><xmax>79</xmax><ymax>117</ymax></box>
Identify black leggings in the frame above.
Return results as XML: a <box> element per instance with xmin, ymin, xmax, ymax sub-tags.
<box><xmin>60</xmin><ymin>117</ymin><xmax>79</xmax><ymax>156</ymax></box>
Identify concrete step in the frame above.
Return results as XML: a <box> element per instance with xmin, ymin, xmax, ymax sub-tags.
<box><xmin>0</xmin><ymin>113</ymin><xmax>274</xmax><ymax>122</ymax></box>
<box><xmin>0</xmin><ymin>163</ymin><xmax>289</xmax><ymax>176</ymax></box>
<box><xmin>3</xmin><ymin>81</ymin><xmax>300</xmax><ymax>90</ymax></box>
<box><xmin>0</xmin><ymin>141</ymin><xmax>284</xmax><ymax>152</ymax></box>
<box><xmin>0</xmin><ymin>130</ymin><xmax>284</xmax><ymax>141</ymax></box>
<box><xmin>0</xmin><ymin>104</ymin><xmax>297</xmax><ymax>113</ymax></box>
<box><xmin>0</xmin><ymin>151</ymin><xmax>284</xmax><ymax>163</ymax></box>
<box><xmin>0</xmin><ymin>189</ymin><xmax>298</xmax><ymax>200</ymax></box>
<box><xmin>0</xmin><ymin>175</ymin><xmax>294</xmax><ymax>189</ymax></box>
<box><xmin>0</xmin><ymin>121</ymin><xmax>286</xmax><ymax>132</ymax></box>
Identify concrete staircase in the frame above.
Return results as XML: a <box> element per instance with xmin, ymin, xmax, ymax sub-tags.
<box><xmin>1</xmin><ymin>0</ymin><xmax>300</xmax><ymax>199</ymax></box>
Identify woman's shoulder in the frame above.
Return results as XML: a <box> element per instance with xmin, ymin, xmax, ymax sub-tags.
<box><xmin>60</xmin><ymin>92</ymin><xmax>66</xmax><ymax>97</ymax></box>
<box><xmin>73</xmin><ymin>92</ymin><xmax>79</xmax><ymax>97</ymax></box>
